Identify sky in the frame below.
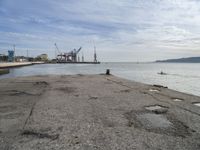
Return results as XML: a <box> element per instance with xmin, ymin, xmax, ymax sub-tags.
<box><xmin>0</xmin><ymin>0</ymin><xmax>200</xmax><ymax>62</ymax></box>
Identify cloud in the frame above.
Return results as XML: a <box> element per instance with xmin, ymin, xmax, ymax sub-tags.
<box><xmin>0</xmin><ymin>0</ymin><xmax>200</xmax><ymax>61</ymax></box>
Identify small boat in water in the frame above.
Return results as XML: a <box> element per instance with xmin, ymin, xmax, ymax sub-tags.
<box><xmin>158</xmin><ymin>71</ymin><xmax>167</xmax><ymax>75</ymax></box>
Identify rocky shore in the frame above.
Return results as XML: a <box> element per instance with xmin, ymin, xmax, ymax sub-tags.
<box><xmin>0</xmin><ymin>69</ymin><xmax>9</xmax><ymax>75</ymax></box>
<box><xmin>0</xmin><ymin>74</ymin><xmax>200</xmax><ymax>149</ymax></box>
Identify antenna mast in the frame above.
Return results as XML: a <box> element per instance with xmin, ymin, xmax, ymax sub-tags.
<box><xmin>82</xmin><ymin>52</ymin><xmax>84</xmax><ymax>62</ymax></box>
<box><xmin>93</xmin><ymin>41</ymin><xmax>97</xmax><ymax>63</ymax></box>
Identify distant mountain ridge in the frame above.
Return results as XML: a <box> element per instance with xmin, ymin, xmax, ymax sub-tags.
<box><xmin>156</xmin><ymin>57</ymin><xmax>200</xmax><ymax>63</ymax></box>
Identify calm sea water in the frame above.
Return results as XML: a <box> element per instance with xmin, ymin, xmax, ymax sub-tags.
<box><xmin>0</xmin><ymin>62</ymin><xmax>200</xmax><ymax>96</ymax></box>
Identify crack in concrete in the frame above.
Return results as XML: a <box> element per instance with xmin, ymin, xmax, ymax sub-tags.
<box><xmin>21</xmin><ymin>130</ymin><xmax>59</xmax><ymax>140</ymax></box>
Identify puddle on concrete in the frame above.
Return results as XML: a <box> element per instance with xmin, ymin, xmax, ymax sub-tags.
<box><xmin>149</xmin><ymin>89</ymin><xmax>159</xmax><ymax>92</ymax></box>
<box><xmin>146</xmin><ymin>105</ymin><xmax>163</xmax><ymax>111</ymax></box>
<box><xmin>137</xmin><ymin>113</ymin><xmax>172</xmax><ymax>128</ymax></box>
<box><xmin>193</xmin><ymin>103</ymin><xmax>200</xmax><ymax>107</ymax></box>
<box><xmin>173</xmin><ymin>98</ymin><xmax>183</xmax><ymax>102</ymax></box>
<box><xmin>145</xmin><ymin>105</ymin><xmax>168</xmax><ymax>114</ymax></box>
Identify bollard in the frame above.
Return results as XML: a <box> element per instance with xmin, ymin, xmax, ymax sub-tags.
<box><xmin>106</xmin><ymin>69</ymin><xmax>110</xmax><ymax>75</ymax></box>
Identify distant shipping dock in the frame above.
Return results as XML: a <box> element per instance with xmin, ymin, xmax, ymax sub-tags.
<box><xmin>56</xmin><ymin>61</ymin><xmax>100</xmax><ymax>64</ymax></box>
<box><xmin>55</xmin><ymin>43</ymin><xmax>100</xmax><ymax>64</ymax></box>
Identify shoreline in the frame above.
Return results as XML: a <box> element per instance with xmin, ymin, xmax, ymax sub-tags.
<box><xmin>0</xmin><ymin>74</ymin><xmax>200</xmax><ymax>149</ymax></box>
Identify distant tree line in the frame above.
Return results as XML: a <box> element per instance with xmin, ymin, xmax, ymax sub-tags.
<box><xmin>156</xmin><ymin>57</ymin><xmax>200</xmax><ymax>63</ymax></box>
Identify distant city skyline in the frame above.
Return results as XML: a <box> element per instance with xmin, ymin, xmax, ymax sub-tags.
<box><xmin>0</xmin><ymin>0</ymin><xmax>200</xmax><ymax>62</ymax></box>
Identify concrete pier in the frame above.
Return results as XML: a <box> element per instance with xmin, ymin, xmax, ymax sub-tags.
<box><xmin>0</xmin><ymin>75</ymin><xmax>200</xmax><ymax>149</ymax></box>
<box><xmin>0</xmin><ymin>62</ymin><xmax>44</xmax><ymax>69</ymax></box>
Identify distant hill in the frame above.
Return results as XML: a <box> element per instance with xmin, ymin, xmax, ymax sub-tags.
<box><xmin>156</xmin><ymin>57</ymin><xmax>200</xmax><ymax>63</ymax></box>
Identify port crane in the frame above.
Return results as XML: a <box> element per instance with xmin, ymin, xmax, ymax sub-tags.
<box><xmin>55</xmin><ymin>43</ymin><xmax>82</xmax><ymax>62</ymax></box>
<box><xmin>70</xmin><ymin>47</ymin><xmax>82</xmax><ymax>62</ymax></box>
<box><xmin>55</xmin><ymin>43</ymin><xmax>63</xmax><ymax>60</ymax></box>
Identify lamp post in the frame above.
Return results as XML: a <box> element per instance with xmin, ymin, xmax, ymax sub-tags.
<box><xmin>13</xmin><ymin>44</ymin><xmax>15</xmax><ymax>62</ymax></box>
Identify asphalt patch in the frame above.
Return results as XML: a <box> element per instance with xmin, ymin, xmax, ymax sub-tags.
<box><xmin>124</xmin><ymin>110</ymin><xmax>194</xmax><ymax>137</ymax></box>
<box><xmin>137</xmin><ymin>113</ymin><xmax>172</xmax><ymax>128</ymax></box>
<box><xmin>56</xmin><ymin>87</ymin><xmax>76</xmax><ymax>93</ymax></box>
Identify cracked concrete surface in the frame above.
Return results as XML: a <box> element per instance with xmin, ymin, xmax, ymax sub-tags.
<box><xmin>0</xmin><ymin>74</ymin><xmax>200</xmax><ymax>150</ymax></box>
